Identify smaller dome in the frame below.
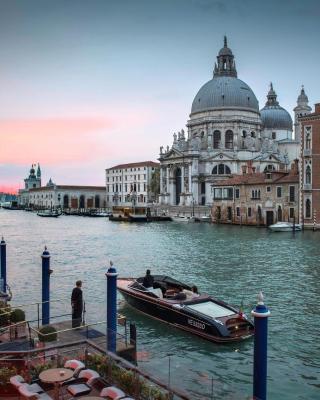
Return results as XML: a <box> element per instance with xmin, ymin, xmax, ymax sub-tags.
<box><xmin>219</xmin><ymin>46</ymin><xmax>233</xmax><ymax>56</ymax></box>
<box><xmin>260</xmin><ymin>83</ymin><xmax>292</xmax><ymax>131</ymax></box>
<box><xmin>260</xmin><ymin>106</ymin><xmax>293</xmax><ymax>130</ymax></box>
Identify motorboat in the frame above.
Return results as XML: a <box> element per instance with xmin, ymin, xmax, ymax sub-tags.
<box><xmin>200</xmin><ymin>215</ymin><xmax>211</xmax><ymax>222</ymax></box>
<box><xmin>268</xmin><ymin>222</ymin><xmax>302</xmax><ymax>232</ymax></box>
<box><xmin>171</xmin><ymin>215</ymin><xmax>199</xmax><ymax>223</ymax></box>
<box><xmin>117</xmin><ymin>275</ymin><xmax>254</xmax><ymax>343</ymax></box>
<box><xmin>37</xmin><ymin>210</ymin><xmax>61</xmax><ymax>218</ymax></box>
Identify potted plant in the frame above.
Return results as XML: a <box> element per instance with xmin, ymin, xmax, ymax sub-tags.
<box><xmin>38</xmin><ymin>325</ymin><xmax>57</xmax><ymax>342</ymax></box>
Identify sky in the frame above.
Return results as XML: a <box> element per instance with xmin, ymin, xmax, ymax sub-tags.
<box><xmin>0</xmin><ymin>0</ymin><xmax>319</xmax><ymax>193</ymax></box>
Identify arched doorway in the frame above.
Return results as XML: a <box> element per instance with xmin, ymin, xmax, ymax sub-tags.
<box><xmin>175</xmin><ymin>167</ymin><xmax>181</xmax><ymax>205</ymax></box>
<box><xmin>63</xmin><ymin>194</ymin><xmax>69</xmax><ymax>208</ymax></box>
<box><xmin>277</xmin><ymin>206</ymin><xmax>282</xmax><ymax>221</ymax></box>
<box><xmin>95</xmin><ymin>195</ymin><xmax>100</xmax><ymax>208</ymax></box>
<box><xmin>79</xmin><ymin>195</ymin><xmax>85</xmax><ymax>209</ymax></box>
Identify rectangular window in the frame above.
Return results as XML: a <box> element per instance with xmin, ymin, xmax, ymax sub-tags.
<box><xmin>144</xmin><ymin>174</ymin><xmax>146</xmax><ymax>180</ymax></box>
<box><xmin>235</xmin><ymin>188</ymin><xmax>240</xmax><ymax>199</ymax></box>
<box><xmin>289</xmin><ymin>186</ymin><xmax>295</xmax><ymax>202</ymax></box>
<box><xmin>144</xmin><ymin>183</ymin><xmax>146</xmax><ymax>191</ymax></box>
<box><xmin>289</xmin><ymin>208</ymin><xmax>295</xmax><ymax>218</ymax></box>
<box><xmin>248</xmin><ymin>207</ymin><xmax>252</xmax><ymax>217</ymax></box>
<box><xmin>125</xmin><ymin>184</ymin><xmax>127</xmax><ymax>192</ymax></box>
<box><xmin>277</xmin><ymin>187</ymin><xmax>282</xmax><ymax>198</ymax></box>
<box><xmin>214</xmin><ymin>188</ymin><xmax>222</xmax><ymax>199</ymax></box>
<box><xmin>236</xmin><ymin>207</ymin><xmax>240</xmax><ymax>217</ymax></box>
<box><xmin>266</xmin><ymin>186</ymin><xmax>271</xmax><ymax>193</ymax></box>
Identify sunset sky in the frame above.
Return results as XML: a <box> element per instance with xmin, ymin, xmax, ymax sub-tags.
<box><xmin>1</xmin><ymin>0</ymin><xmax>319</xmax><ymax>193</ymax></box>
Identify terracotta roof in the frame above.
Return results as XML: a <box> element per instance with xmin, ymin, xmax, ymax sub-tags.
<box><xmin>107</xmin><ymin>161</ymin><xmax>159</xmax><ymax>170</ymax></box>
<box><xmin>29</xmin><ymin>185</ymin><xmax>105</xmax><ymax>192</ymax></box>
<box><xmin>213</xmin><ymin>172</ymin><xmax>298</xmax><ymax>186</ymax></box>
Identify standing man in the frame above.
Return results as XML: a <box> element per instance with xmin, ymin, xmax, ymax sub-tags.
<box><xmin>71</xmin><ymin>280</ymin><xmax>83</xmax><ymax>328</ymax></box>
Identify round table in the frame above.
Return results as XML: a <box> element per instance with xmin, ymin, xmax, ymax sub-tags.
<box><xmin>39</xmin><ymin>368</ymin><xmax>74</xmax><ymax>400</ymax></box>
<box><xmin>78</xmin><ymin>397</ymin><xmax>102</xmax><ymax>400</ymax></box>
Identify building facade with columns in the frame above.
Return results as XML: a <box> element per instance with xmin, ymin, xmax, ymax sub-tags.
<box><xmin>158</xmin><ymin>37</ymin><xmax>310</xmax><ymax>207</ymax></box>
<box><xmin>299</xmin><ymin>103</ymin><xmax>320</xmax><ymax>229</ymax></box>
<box><xmin>28</xmin><ymin>183</ymin><xmax>106</xmax><ymax>209</ymax></box>
<box><xmin>105</xmin><ymin>161</ymin><xmax>159</xmax><ymax>207</ymax></box>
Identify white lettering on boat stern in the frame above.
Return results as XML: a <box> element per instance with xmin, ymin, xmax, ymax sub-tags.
<box><xmin>188</xmin><ymin>318</ymin><xmax>206</xmax><ymax>330</ymax></box>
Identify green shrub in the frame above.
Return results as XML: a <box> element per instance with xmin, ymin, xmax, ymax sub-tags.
<box><xmin>38</xmin><ymin>325</ymin><xmax>57</xmax><ymax>342</ymax></box>
<box><xmin>0</xmin><ymin>301</ymin><xmax>11</xmax><ymax>327</ymax></box>
<box><xmin>10</xmin><ymin>308</ymin><xmax>25</xmax><ymax>323</ymax></box>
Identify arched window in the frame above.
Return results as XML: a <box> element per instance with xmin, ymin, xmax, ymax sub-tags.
<box><xmin>305</xmin><ymin>199</ymin><xmax>311</xmax><ymax>218</ymax></box>
<box><xmin>306</xmin><ymin>132</ymin><xmax>311</xmax><ymax>149</ymax></box>
<box><xmin>264</xmin><ymin>164</ymin><xmax>275</xmax><ymax>172</ymax></box>
<box><xmin>212</xmin><ymin>164</ymin><xmax>231</xmax><ymax>175</ymax></box>
<box><xmin>242</xmin><ymin>130</ymin><xmax>247</xmax><ymax>138</ymax></box>
<box><xmin>79</xmin><ymin>195</ymin><xmax>85</xmax><ymax>209</ymax></box>
<box><xmin>225</xmin><ymin>130</ymin><xmax>233</xmax><ymax>149</ymax></box>
<box><xmin>251</xmin><ymin>131</ymin><xmax>256</xmax><ymax>138</ymax></box>
<box><xmin>63</xmin><ymin>194</ymin><xmax>69</xmax><ymax>208</ymax></box>
<box><xmin>213</xmin><ymin>130</ymin><xmax>221</xmax><ymax>149</ymax></box>
<box><xmin>306</xmin><ymin>165</ymin><xmax>311</xmax><ymax>184</ymax></box>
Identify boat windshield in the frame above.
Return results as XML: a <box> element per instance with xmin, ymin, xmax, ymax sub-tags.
<box><xmin>186</xmin><ymin>301</ymin><xmax>235</xmax><ymax>319</ymax></box>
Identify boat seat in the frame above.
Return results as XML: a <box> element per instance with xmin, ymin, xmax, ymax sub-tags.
<box><xmin>146</xmin><ymin>287</ymin><xmax>163</xmax><ymax>299</ymax></box>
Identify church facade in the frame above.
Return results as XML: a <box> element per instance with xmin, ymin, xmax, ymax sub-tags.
<box><xmin>158</xmin><ymin>38</ymin><xmax>311</xmax><ymax>206</ymax></box>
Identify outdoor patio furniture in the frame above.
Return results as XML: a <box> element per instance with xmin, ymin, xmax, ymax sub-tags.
<box><xmin>39</xmin><ymin>367</ymin><xmax>74</xmax><ymax>400</ymax></box>
<box><xmin>99</xmin><ymin>386</ymin><xmax>125</xmax><ymax>399</ymax></box>
<box><xmin>67</xmin><ymin>369</ymin><xmax>100</xmax><ymax>397</ymax></box>
<box><xmin>18</xmin><ymin>384</ymin><xmax>53</xmax><ymax>399</ymax></box>
<box><xmin>64</xmin><ymin>359</ymin><xmax>86</xmax><ymax>377</ymax></box>
<box><xmin>10</xmin><ymin>375</ymin><xmax>44</xmax><ymax>394</ymax></box>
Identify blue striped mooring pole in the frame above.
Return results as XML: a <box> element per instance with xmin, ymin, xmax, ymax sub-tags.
<box><xmin>106</xmin><ymin>260</ymin><xmax>118</xmax><ymax>353</ymax></box>
<box><xmin>252</xmin><ymin>292</ymin><xmax>271</xmax><ymax>400</ymax></box>
<box><xmin>0</xmin><ymin>237</ymin><xmax>6</xmax><ymax>293</ymax></box>
<box><xmin>41</xmin><ymin>246</ymin><xmax>51</xmax><ymax>325</ymax></box>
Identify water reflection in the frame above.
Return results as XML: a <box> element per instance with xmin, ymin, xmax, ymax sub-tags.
<box><xmin>1</xmin><ymin>209</ymin><xmax>320</xmax><ymax>399</ymax></box>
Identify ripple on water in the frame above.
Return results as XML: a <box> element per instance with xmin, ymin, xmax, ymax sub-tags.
<box><xmin>1</xmin><ymin>210</ymin><xmax>320</xmax><ymax>399</ymax></box>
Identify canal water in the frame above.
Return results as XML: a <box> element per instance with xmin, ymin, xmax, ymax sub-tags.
<box><xmin>0</xmin><ymin>209</ymin><xmax>319</xmax><ymax>399</ymax></box>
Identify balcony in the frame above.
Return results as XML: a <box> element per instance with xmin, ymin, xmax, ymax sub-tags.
<box><xmin>303</xmin><ymin>184</ymin><xmax>312</xmax><ymax>191</ymax></box>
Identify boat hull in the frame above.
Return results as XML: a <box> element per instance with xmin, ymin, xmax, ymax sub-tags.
<box><xmin>118</xmin><ymin>278</ymin><xmax>253</xmax><ymax>343</ymax></box>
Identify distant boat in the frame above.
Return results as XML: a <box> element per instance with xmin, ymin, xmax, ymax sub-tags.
<box><xmin>200</xmin><ymin>215</ymin><xmax>212</xmax><ymax>222</ymax></box>
<box><xmin>1</xmin><ymin>201</ymin><xmax>18</xmax><ymax>210</ymax></box>
<box><xmin>171</xmin><ymin>215</ymin><xmax>199</xmax><ymax>223</ymax></box>
<box><xmin>268</xmin><ymin>222</ymin><xmax>302</xmax><ymax>232</ymax></box>
<box><xmin>37</xmin><ymin>210</ymin><xmax>61</xmax><ymax>218</ymax></box>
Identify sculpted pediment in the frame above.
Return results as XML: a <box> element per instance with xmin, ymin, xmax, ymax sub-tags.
<box><xmin>210</xmin><ymin>152</ymin><xmax>235</xmax><ymax>161</ymax></box>
<box><xmin>161</xmin><ymin>148</ymin><xmax>184</xmax><ymax>160</ymax></box>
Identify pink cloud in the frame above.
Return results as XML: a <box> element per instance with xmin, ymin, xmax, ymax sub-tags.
<box><xmin>0</xmin><ymin>117</ymin><xmax>113</xmax><ymax>164</ymax></box>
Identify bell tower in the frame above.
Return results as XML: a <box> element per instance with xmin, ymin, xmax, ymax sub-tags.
<box><xmin>293</xmin><ymin>86</ymin><xmax>312</xmax><ymax>142</ymax></box>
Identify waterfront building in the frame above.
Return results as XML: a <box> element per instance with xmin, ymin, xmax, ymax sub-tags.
<box><xmin>105</xmin><ymin>161</ymin><xmax>159</xmax><ymax>207</ymax></box>
<box><xmin>28</xmin><ymin>182</ymin><xmax>106</xmax><ymax>209</ymax></box>
<box><xmin>158</xmin><ymin>37</ymin><xmax>306</xmax><ymax>207</ymax></box>
<box><xmin>18</xmin><ymin>164</ymin><xmax>42</xmax><ymax>206</ymax></box>
<box><xmin>299</xmin><ymin>103</ymin><xmax>320</xmax><ymax>229</ymax></box>
<box><xmin>18</xmin><ymin>165</ymin><xmax>106</xmax><ymax>209</ymax></box>
<box><xmin>211</xmin><ymin>160</ymin><xmax>299</xmax><ymax>226</ymax></box>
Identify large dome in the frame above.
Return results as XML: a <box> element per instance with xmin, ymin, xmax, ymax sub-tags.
<box><xmin>191</xmin><ymin>76</ymin><xmax>259</xmax><ymax>114</ymax></box>
<box><xmin>260</xmin><ymin>83</ymin><xmax>292</xmax><ymax>130</ymax></box>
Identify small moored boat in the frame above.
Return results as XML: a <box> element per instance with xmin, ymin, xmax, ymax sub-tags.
<box><xmin>268</xmin><ymin>222</ymin><xmax>302</xmax><ymax>232</ymax></box>
<box><xmin>37</xmin><ymin>210</ymin><xmax>61</xmax><ymax>218</ymax></box>
<box><xmin>117</xmin><ymin>275</ymin><xmax>254</xmax><ymax>343</ymax></box>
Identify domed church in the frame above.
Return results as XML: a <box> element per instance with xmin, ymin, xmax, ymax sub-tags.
<box><xmin>158</xmin><ymin>37</ymin><xmax>308</xmax><ymax>206</ymax></box>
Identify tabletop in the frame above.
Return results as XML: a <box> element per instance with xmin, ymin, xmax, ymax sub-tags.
<box><xmin>39</xmin><ymin>367</ymin><xmax>74</xmax><ymax>383</ymax></box>
<box><xmin>78</xmin><ymin>397</ymin><xmax>102</xmax><ymax>400</ymax></box>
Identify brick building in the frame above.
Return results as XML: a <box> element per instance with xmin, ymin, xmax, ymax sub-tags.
<box><xmin>211</xmin><ymin>162</ymin><xmax>299</xmax><ymax>226</ymax></box>
<box><xmin>299</xmin><ymin>103</ymin><xmax>320</xmax><ymax>229</ymax></box>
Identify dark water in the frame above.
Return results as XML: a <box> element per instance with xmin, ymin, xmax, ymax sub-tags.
<box><xmin>1</xmin><ymin>209</ymin><xmax>319</xmax><ymax>399</ymax></box>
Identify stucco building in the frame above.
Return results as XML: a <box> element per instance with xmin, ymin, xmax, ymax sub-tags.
<box><xmin>299</xmin><ymin>103</ymin><xmax>320</xmax><ymax>229</ymax></box>
<box><xmin>211</xmin><ymin>161</ymin><xmax>299</xmax><ymax>226</ymax></box>
<box><xmin>105</xmin><ymin>161</ymin><xmax>159</xmax><ymax>207</ymax></box>
<box><xmin>18</xmin><ymin>164</ymin><xmax>42</xmax><ymax>206</ymax></box>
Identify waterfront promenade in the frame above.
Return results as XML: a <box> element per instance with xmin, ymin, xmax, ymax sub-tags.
<box><xmin>1</xmin><ymin>208</ymin><xmax>319</xmax><ymax>399</ymax></box>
